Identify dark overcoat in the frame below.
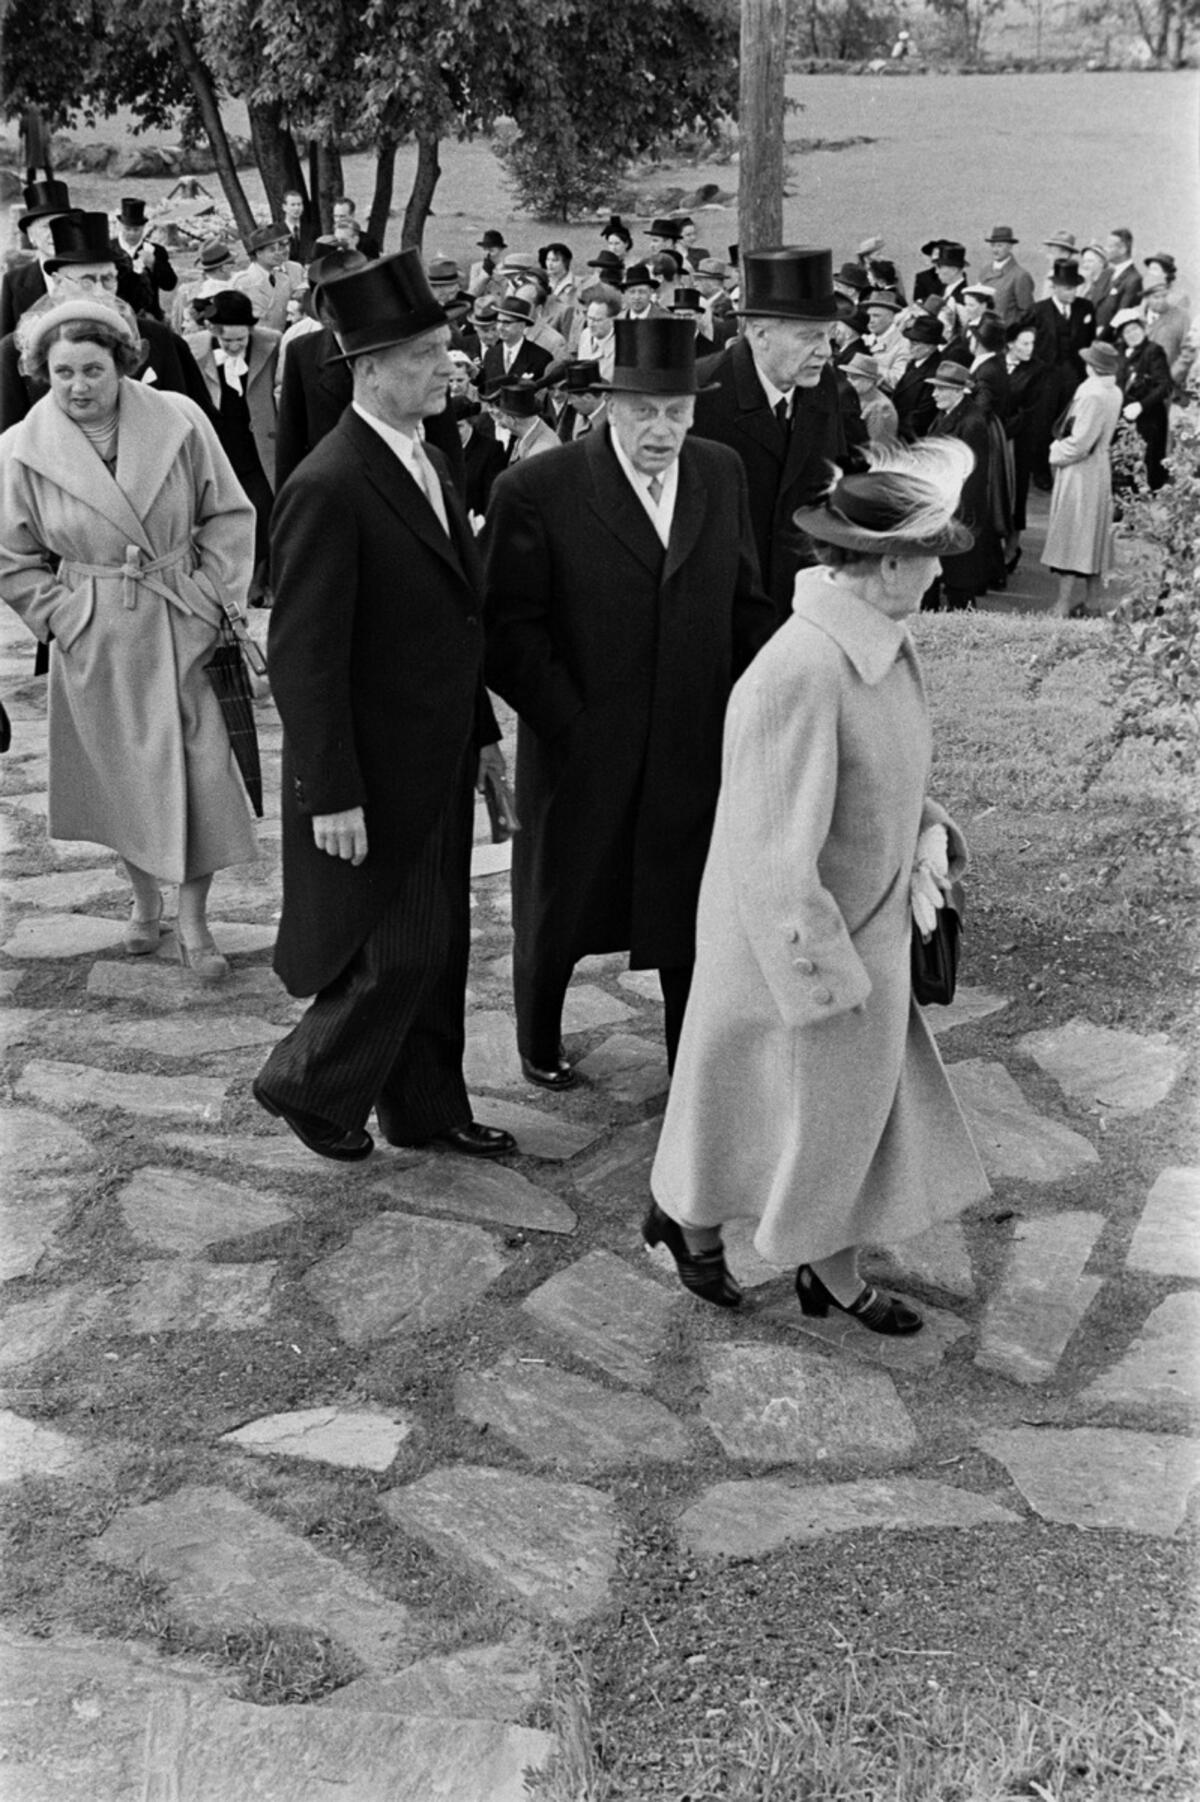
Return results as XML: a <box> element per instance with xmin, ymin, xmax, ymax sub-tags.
<box><xmin>690</xmin><ymin>336</ymin><xmax>845</xmax><ymax>624</ymax></box>
<box><xmin>929</xmin><ymin>399</ymin><xmax>993</xmax><ymax>595</ymax></box>
<box><xmin>275</xmin><ymin>325</ymin><xmax>353</xmax><ymax>489</ymax></box>
<box><xmin>482</xmin><ymin>424</ymin><xmax>772</xmax><ymax>971</ymax></box>
<box><xmin>891</xmin><ymin>350</ymin><xmax>940</xmax><ymax>441</ymax></box>
<box><xmin>268</xmin><ymin>407</ymin><xmax>496</xmax><ymax>997</ymax></box>
<box><xmin>0</xmin><ymin>260</ymin><xmax>47</xmax><ymax>338</ymax></box>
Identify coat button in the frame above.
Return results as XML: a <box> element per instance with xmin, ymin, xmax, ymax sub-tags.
<box><xmin>813</xmin><ymin>986</ymin><xmax>833</xmax><ymax>1004</ymax></box>
<box><xmin>793</xmin><ymin>957</ymin><xmax>815</xmax><ymax>975</ymax></box>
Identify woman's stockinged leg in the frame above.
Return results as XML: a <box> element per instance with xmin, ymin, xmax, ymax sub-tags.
<box><xmin>124</xmin><ymin>858</ymin><xmax>162</xmax><ymax>919</ymax></box>
<box><xmin>176</xmin><ymin>872</ymin><xmax>213</xmax><ymax>943</ymax></box>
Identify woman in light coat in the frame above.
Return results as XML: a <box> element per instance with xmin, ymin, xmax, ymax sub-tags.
<box><xmin>0</xmin><ymin>298</ymin><xmax>258</xmax><ymax>980</ymax></box>
<box><xmin>646</xmin><ymin>439</ymin><xmax>990</xmax><ymax>1334</ymax></box>
<box><xmin>1041</xmin><ymin>339</ymin><xmax>1124</xmax><ymax>618</ymax></box>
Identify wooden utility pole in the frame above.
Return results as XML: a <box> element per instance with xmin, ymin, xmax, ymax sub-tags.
<box><xmin>738</xmin><ymin>0</ymin><xmax>788</xmax><ymax>255</ymax></box>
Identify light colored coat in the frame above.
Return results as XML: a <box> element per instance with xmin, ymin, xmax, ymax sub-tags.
<box><xmin>0</xmin><ymin>382</ymin><xmax>259</xmax><ymax>882</ymax></box>
<box><xmin>231</xmin><ymin>258</ymin><xmax>303</xmax><ymax>334</ymax></box>
<box><xmin>1042</xmin><ymin>376</ymin><xmax>1123</xmax><ymax>576</ymax></box>
<box><xmin>651</xmin><ymin>569</ymin><xmax>989</xmax><ymax>1266</ymax></box>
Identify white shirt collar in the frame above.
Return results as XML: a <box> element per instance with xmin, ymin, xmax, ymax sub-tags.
<box><xmin>750</xmin><ymin>356</ymin><xmax>795</xmax><ymax>414</ymax></box>
<box><xmin>351</xmin><ymin>402</ymin><xmax>422</xmax><ymax>474</ymax></box>
<box><xmin>609</xmin><ymin>427</ymin><xmax>679</xmax><ymax>547</ymax></box>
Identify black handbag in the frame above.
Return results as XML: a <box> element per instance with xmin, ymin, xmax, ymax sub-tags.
<box><xmin>911</xmin><ymin>879</ymin><xmax>963</xmax><ymax>1007</ymax></box>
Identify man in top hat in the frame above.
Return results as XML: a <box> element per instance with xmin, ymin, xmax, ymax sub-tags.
<box><xmin>112</xmin><ymin>196</ymin><xmax>177</xmax><ymax>321</ymax></box>
<box><xmin>233</xmin><ymin>222</ymin><xmax>303</xmax><ymax>334</ymax></box>
<box><xmin>488</xmin><ymin>377</ymin><xmax>560</xmax><ymax>463</ymax></box>
<box><xmin>253</xmin><ymin>249</ymin><xmax>515</xmax><ymax>1163</ymax></box>
<box><xmin>481</xmin><ymin>293</ymin><xmax>553</xmax><ymax>390</ymax></box>
<box><xmin>551</xmin><ymin>358</ymin><xmax>607</xmax><ymax>442</ymax></box>
<box><xmin>1</xmin><ymin>180</ymin><xmax>74</xmax><ymax>336</ymax></box>
<box><xmin>468</xmin><ymin>229</ymin><xmax>508</xmax><ymax>296</ymax></box>
<box><xmin>483</xmin><ymin>317</ymin><xmax>772</xmax><ymax>1084</ymax></box>
<box><xmin>1031</xmin><ymin>257</ymin><xmax>1097</xmax><ymax>487</ymax></box>
<box><xmin>621</xmin><ymin>263</ymin><xmax>666</xmax><ymax>322</ymax></box>
<box><xmin>689</xmin><ymin>246</ymin><xmax>847</xmax><ymax>624</ymax></box>
<box><xmin>1</xmin><ymin>211</ymin><xmax>213</xmax><ymax>433</ymax></box>
<box><xmin>982</xmin><ymin>225</ymin><xmax>1035</xmax><ymax>327</ymax></box>
<box><xmin>891</xmin><ymin>312</ymin><xmax>944</xmax><ymax>440</ymax></box>
<box><xmin>913</xmin><ymin>239</ymin><xmax>949</xmax><ymax>305</ymax></box>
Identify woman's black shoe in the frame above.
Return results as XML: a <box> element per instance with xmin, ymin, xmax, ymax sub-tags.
<box><xmin>520</xmin><ymin>1051</ymin><xmax>576</xmax><ymax>1090</ymax></box>
<box><xmin>795</xmin><ymin>1263</ymin><xmax>922</xmax><ymax>1335</ymax></box>
<box><xmin>643</xmin><ymin>1202</ymin><xmax>741</xmax><ymax>1308</ymax></box>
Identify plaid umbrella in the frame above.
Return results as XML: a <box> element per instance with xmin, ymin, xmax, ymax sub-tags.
<box><xmin>205</xmin><ymin>618</ymin><xmax>264</xmax><ymax>816</ymax></box>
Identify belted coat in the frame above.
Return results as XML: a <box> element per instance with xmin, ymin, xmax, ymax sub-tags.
<box><xmin>0</xmin><ymin>382</ymin><xmax>258</xmax><ymax>881</ymax></box>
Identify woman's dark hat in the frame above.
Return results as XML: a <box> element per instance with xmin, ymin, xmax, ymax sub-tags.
<box><xmin>736</xmin><ymin>247</ymin><xmax>837</xmax><ymax>321</ymax></box>
<box><xmin>921</xmin><ymin>237</ymin><xmax>948</xmax><ymax>258</ymax></box>
<box><xmin>119</xmin><ymin>197</ymin><xmax>148</xmax><ymax>230</ymax></box>
<box><xmin>205</xmin><ymin>289</ymin><xmax>256</xmax><ymax>328</ymax></box>
<box><xmin>44</xmin><ymin>212</ymin><xmax>115</xmax><ymax>270</ymax></box>
<box><xmin>1145</xmin><ymin>250</ymin><xmax>1177</xmax><ymax>280</ymax></box>
<box><xmin>19</xmin><ymin>180</ymin><xmax>73</xmax><ymax>231</ymax></box>
<box><xmin>1049</xmin><ymin>258</ymin><xmax>1083</xmax><ymax>289</ymax></box>
<box><xmin>835</xmin><ymin>261</ymin><xmax>870</xmax><ymax>292</ymax></box>
<box><xmin>321</xmin><ymin>248</ymin><xmax>448</xmax><ymax>359</ymax></box>
<box><xmin>590</xmin><ymin>316</ymin><xmax>719</xmax><ymax>394</ymax></box>
<box><xmin>793</xmin><ymin>469</ymin><xmax>973</xmax><ymax>557</ymax></box>
<box><xmin>600</xmin><ymin>216</ymin><xmax>633</xmax><ymax>247</ymax></box>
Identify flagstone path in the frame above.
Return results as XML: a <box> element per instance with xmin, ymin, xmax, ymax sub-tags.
<box><xmin>0</xmin><ymin>610</ymin><xmax>1195</xmax><ymax>1800</ymax></box>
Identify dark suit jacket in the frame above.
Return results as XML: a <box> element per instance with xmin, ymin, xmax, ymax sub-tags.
<box><xmin>690</xmin><ymin>335</ymin><xmax>845</xmax><ymax>623</ymax></box>
<box><xmin>481</xmin><ymin>337</ymin><xmax>552</xmax><ymax>392</ymax></box>
<box><xmin>0</xmin><ymin>260</ymin><xmax>48</xmax><ymax>337</ymax></box>
<box><xmin>1096</xmin><ymin>264</ymin><xmax>1144</xmax><ymax>337</ymax></box>
<box><xmin>268</xmin><ymin>409</ymin><xmax>496</xmax><ymax>996</ymax></box>
<box><xmin>0</xmin><ymin>315</ymin><xmax>214</xmax><ymax>433</ymax></box>
<box><xmin>891</xmin><ymin>349</ymin><xmax>940</xmax><ymax>440</ymax></box>
<box><xmin>482</xmin><ymin>425</ymin><xmax>773</xmax><ymax>969</ymax></box>
<box><xmin>971</xmin><ymin>352</ymin><xmax>1012</xmax><ymax>425</ymax></box>
<box><xmin>929</xmin><ymin>400</ymin><xmax>992</xmax><ymax>594</ymax></box>
<box><xmin>1033</xmin><ymin>296</ymin><xmax>1096</xmax><ymax>385</ymax></box>
<box><xmin>275</xmin><ymin>326</ymin><xmax>353</xmax><ymax>489</ymax></box>
<box><xmin>913</xmin><ymin>269</ymin><xmax>944</xmax><ymax>304</ymax></box>
<box><xmin>114</xmin><ymin>242</ymin><xmax>177</xmax><ymax>320</ymax></box>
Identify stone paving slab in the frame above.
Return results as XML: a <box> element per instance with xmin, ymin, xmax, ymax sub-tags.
<box><xmin>463</xmin><ymin>1009</ymin><xmax>527</xmax><ymax>1089</ymax></box>
<box><xmin>1019</xmin><ymin>1018</ymin><xmax>1185</xmax><ymax>1117</ymax></box>
<box><xmin>759</xmin><ymin>1298</ymin><xmax>972</xmax><ymax>1373</ymax></box>
<box><xmin>384</xmin><ymin>1465</ymin><xmax>618</xmax><ymax>1625</ymax></box>
<box><xmin>323</xmin><ymin>1638</ymin><xmax>547</xmax><ymax>1720</ymax></box>
<box><xmin>678</xmin><ymin>1475</ymin><xmax>1020</xmax><ymax>1558</ymax></box>
<box><xmin>522</xmin><ymin>1249</ymin><xmax>679</xmax><ymax>1389</ymax></box>
<box><xmin>34</xmin><ymin>1011</ymin><xmax>282</xmax><ymax>1061</ymax></box>
<box><xmin>94</xmin><ymin>1484</ymin><xmax>418</xmax><ymax>1666</ymax></box>
<box><xmin>160</xmin><ymin>1129</ymin><xmax>402</xmax><ymax>1180</ymax></box>
<box><xmin>0</xmin><ymin>967</ymin><xmax>25</xmax><ymax>995</ymax></box>
<box><xmin>975</xmin><ymin>1212</ymin><xmax>1106</xmax><ymax>1385</ymax></box>
<box><xmin>221</xmin><ymin>1407</ymin><xmax>413</xmax><ymax>1471</ymax></box>
<box><xmin>86</xmin><ymin>959</ymin><xmax>294</xmax><ymax>1009</ymax></box>
<box><xmin>304</xmin><ymin>1215</ymin><xmax>507</xmax><ymax>1347</ymax></box>
<box><xmin>573</xmin><ymin>1119</ymin><xmax>662</xmax><ymax>1200</ymax></box>
<box><xmin>873</xmin><ymin>1221</ymin><xmax>976</xmax><ymax>1298</ymax></box>
<box><xmin>0</xmin><ymin>865</ymin><xmax>129</xmax><ymax>910</ymax></box>
<box><xmin>119</xmin><ymin>1167</ymin><xmax>292</xmax><ymax>1253</ymax></box>
<box><xmin>465</xmin><ymin>1094</ymin><xmax>604</xmax><ymax>1161</ymax></box>
<box><xmin>979</xmin><ymin>1426</ymin><xmax>1200</xmax><ymax>1536</ymax></box>
<box><xmin>370</xmin><ymin>1160</ymin><xmax>577</xmax><ymax>1235</ymax></box>
<box><xmin>697</xmin><ymin>1343</ymin><xmax>917</xmax><ymax>1467</ymax></box>
<box><xmin>1079</xmin><ymin>1291</ymin><xmax>1200</xmax><ymax>1417</ymax></box>
<box><xmin>0</xmin><ymin>1005</ymin><xmax>40</xmax><ymax>1049</ymax></box>
<box><xmin>947</xmin><ymin>1058</ymin><xmax>1100</xmax><ymax>1181</ymax></box>
<box><xmin>17</xmin><ymin>1059</ymin><xmax>229</xmax><ymax>1122</ymax></box>
<box><xmin>0</xmin><ymin>1409</ymin><xmax>86</xmax><ymax>1483</ymax></box>
<box><xmin>3</xmin><ymin>913</ymin><xmax>128</xmax><ymax>958</ymax></box>
<box><xmin>575</xmin><ymin>1033</ymin><xmax>669</xmax><ymax>1105</ymax></box>
<box><xmin>1127</xmin><ymin>1167</ymin><xmax>1200</xmax><ymax>1278</ymax></box>
<box><xmin>455</xmin><ymin>1354</ymin><xmax>692</xmax><ymax>1470</ymax></box>
<box><xmin>3</xmin><ymin>1172</ymin><xmax>91</xmax><ymax>1281</ymax></box>
<box><xmin>562</xmin><ymin>983</ymin><xmax>637</xmax><ymax>1033</ymax></box>
<box><xmin>125</xmin><ymin>1260</ymin><xmax>278</xmax><ymax>1333</ymax></box>
<box><xmin>0</xmin><ymin>1283</ymin><xmax>114</xmax><ymax>1371</ymax></box>
<box><xmin>927</xmin><ymin>984</ymin><xmax>1010</xmax><ymax>1034</ymax></box>
<box><xmin>617</xmin><ymin>969</ymin><xmax>663</xmax><ymax>1002</ymax></box>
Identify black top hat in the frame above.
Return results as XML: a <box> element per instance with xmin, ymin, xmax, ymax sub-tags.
<box><xmin>587</xmin><ymin>251</ymin><xmax>627</xmax><ymax>281</ymax></box>
<box><xmin>206</xmin><ymin>289</ymin><xmax>256</xmax><ymax>329</ymax></box>
<box><xmin>307</xmin><ymin>247</ymin><xmax>369</xmax><ymax>288</ymax></box>
<box><xmin>555</xmin><ymin>359</ymin><xmax>602</xmax><ymax>392</ymax></box>
<box><xmin>591</xmin><ymin>317</ymin><xmax>719</xmax><ymax>395</ymax></box>
<box><xmin>19</xmin><ymin>180</ymin><xmax>73</xmax><ymax>232</ymax></box>
<box><xmin>478</xmin><ymin>229</ymin><xmax>507</xmax><ymax>250</ymax></box>
<box><xmin>321</xmin><ymin>248</ymin><xmax>447</xmax><ymax>359</ymax></box>
<box><xmin>118</xmin><ymin>198</ymin><xmax>147</xmax><ymax>230</ymax></box>
<box><xmin>45</xmin><ymin>212</ymin><xmax>116</xmax><ymax>270</ymax></box>
<box><xmin>736</xmin><ymin>247</ymin><xmax>837</xmax><ymax>321</ymax></box>
<box><xmin>936</xmin><ymin>242</ymin><xmax>968</xmax><ymax>268</ymax></box>
<box><xmin>670</xmin><ymin>288</ymin><xmax>703</xmax><ymax>312</ymax></box>
<box><xmin>490</xmin><ymin>378</ymin><xmax>542</xmax><ymax>418</ymax></box>
<box><xmin>1049</xmin><ymin>258</ymin><xmax>1083</xmax><ymax>289</ymax></box>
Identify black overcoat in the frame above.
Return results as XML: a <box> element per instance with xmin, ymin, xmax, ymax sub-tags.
<box><xmin>690</xmin><ymin>336</ymin><xmax>845</xmax><ymax>623</ymax></box>
<box><xmin>268</xmin><ymin>407</ymin><xmax>496</xmax><ymax>997</ymax></box>
<box><xmin>482</xmin><ymin>425</ymin><xmax>772</xmax><ymax>971</ymax></box>
<box><xmin>929</xmin><ymin>399</ymin><xmax>993</xmax><ymax>594</ymax></box>
<box><xmin>891</xmin><ymin>350</ymin><xmax>940</xmax><ymax>441</ymax></box>
<box><xmin>274</xmin><ymin>326</ymin><xmax>353</xmax><ymax>489</ymax></box>
<box><xmin>0</xmin><ymin>260</ymin><xmax>47</xmax><ymax>338</ymax></box>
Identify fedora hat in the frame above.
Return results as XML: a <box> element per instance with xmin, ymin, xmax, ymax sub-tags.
<box><xmin>792</xmin><ymin>445</ymin><xmax>974</xmax><ymax>558</ymax></box>
<box><xmin>835</xmin><ymin>261</ymin><xmax>871</xmax><ymax>293</ymax></box>
<box><xmin>648</xmin><ymin>217</ymin><xmax>683</xmax><ymax>240</ymax></box>
<box><xmin>472</xmin><ymin>298</ymin><xmax>499</xmax><ymax>322</ymax></box>
<box><xmin>1080</xmin><ymin>340</ymin><xmax>1119</xmax><ymax>374</ymax></box>
<box><xmin>925</xmin><ymin>361</ymin><xmax>976</xmax><ymax>391</ymax></box>
<box><xmin>737</xmin><ymin>247</ymin><xmax>837</xmax><ymax>321</ymax></box>
<box><xmin>498</xmin><ymin>251</ymin><xmax>540</xmax><ymax>276</ymax></box>
<box><xmin>1043</xmin><ymin>229</ymin><xmax>1078</xmax><ymax>253</ymax></box>
<box><xmin>199</xmin><ymin>238</ymin><xmax>236</xmax><ymax>272</ymax></box>
<box><xmin>591</xmin><ymin>316</ymin><xmax>719</xmax><ymax>395</ymax></box>
<box><xmin>494</xmin><ymin>294</ymin><xmax>534</xmax><ymax>323</ymax></box>
<box><xmin>864</xmin><ymin>287</ymin><xmax>902</xmax><ymax>313</ymax></box>
<box><xmin>903</xmin><ymin>313</ymin><xmax>944</xmax><ymax>345</ymax></box>
<box><xmin>44</xmin><ymin>212</ymin><xmax>115</xmax><ymax>270</ymax></box>
<box><xmin>1049</xmin><ymin>258</ymin><xmax>1083</xmax><ymax>289</ymax></box>
<box><xmin>426</xmin><ymin>255</ymin><xmax>460</xmax><ymax>283</ymax></box>
<box><xmin>205</xmin><ymin>289</ymin><xmax>256</xmax><ymax>329</ymax></box>
<box><xmin>306</xmin><ymin>247</ymin><xmax>368</xmax><ymax>288</ymax></box>
<box><xmin>985</xmin><ymin>225</ymin><xmax>1019</xmax><ymax>244</ymax></box>
<box><xmin>244</xmin><ymin>221</ymin><xmax>290</xmax><ymax>255</ymax></box>
<box><xmin>118</xmin><ymin>197</ymin><xmax>148</xmax><ymax>230</ymax></box>
<box><xmin>696</xmin><ymin>256</ymin><xmax>728</xmax><ymax>279</ymax></box>
<box><xmin>621</xmin><ymin>263</ymin><xmax>658</xmax><ymax>290</ymax></box>
<box><xmin>321</xmin><ymin>248</ymin><xmax>447</xmax><ymax>359</ymax></box>
<box><xmin>844</xmin><ymin>352</ymin><xmax>881</xmax><ymax>381</ymax></box>
<box><xmin>477</xmin><ymin>229</ymin><xmax>507</xmax><ymax>250</ymax></box>
<box><xmin>19</xmin><ymin>179</ymin><xmax>73</xmax><ymax>232</ymax></box>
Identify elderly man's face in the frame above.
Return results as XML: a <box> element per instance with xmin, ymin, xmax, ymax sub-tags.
<box><xmin>51</xmin><ymin>261</ymin><xmax>119</xmax><ymax>298</ymax></box>
<box><xmin>930</xmin><ymin>382</ymin><xmax>962</xmax><ymax>413</ymax></box>
<box><xmin>748</xmin><ymin>317</ymin><xmax>832</xmax><ymax>390</ymax></box>
<box><xmin>609</xmin><ymin>393</ymin><xmax>694</xmax><ymax>474</ymax></box>
<box><xmin>359</xmin><ymin>325</ymin><xmax>455</xmax><ymax>427</ymax></box>
<box><xmin>866</xmin><ymin>306</ymin><xmax>894</xmax><ymax>336</ymax></box>
<box><xmin>473</xmin><ymin>316</ymin><xmax>499</xmax><ymax>344</ymax></box>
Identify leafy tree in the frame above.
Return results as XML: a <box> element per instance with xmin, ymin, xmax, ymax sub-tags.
<box><xmin>921</xmin><ymin>0</ymin><xmax>1007</xmax><ymax>58</ymax></box>
<box><xmin>1079</xmin><ymin>0</ymin><xmax>1199</xmax><ymax>64</ymax></box>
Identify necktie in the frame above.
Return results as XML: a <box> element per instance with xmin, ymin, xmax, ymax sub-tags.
<box><xmin>775</xmin><ymin>396</ymin><xmax>792</xmax><ymax>430</ymax></box>
<box><xmin>647</xmin><ymin>474</ymin><xmax>664</xmax><ymax>506</ymax></box>
<box><xmin>412</xmin><ymin>441</ymin><xmax>450</xmax><ymax>534</ymax></box>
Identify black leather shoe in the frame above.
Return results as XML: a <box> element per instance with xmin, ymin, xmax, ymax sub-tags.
<box><xmin>520</xmin><ymin>1052</ymin><xmax>576</xmax><ymax>1090</ymax></box>
<box><xmin>252</xmin><ymin>1080</ymin><xmax>374</xmax><ymax>1162</ymax></box>
<box><xmin>402</xmin><ymin>1120</ymin><xmax>517</xmax><ymax>1157</ymax></box>
<box><xmin>643</xmin><ymin>1202</ymin><xmax>741</xmax><ymax>1308</ymax></box>
<box><xmin>796</xmin><ymin>1263</ymin><xmax>922</xmax><ymax>1335</ymax></box>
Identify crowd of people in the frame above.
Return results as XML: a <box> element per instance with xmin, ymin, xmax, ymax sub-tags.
<box><xmin>0</xmin><ymin>180</ymin><xmax>1191</xmax><ymax>1338</ymax></box>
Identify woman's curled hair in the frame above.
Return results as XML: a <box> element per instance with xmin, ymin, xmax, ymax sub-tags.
<box><xmin>19</xmin><ymin>317</ymin><xmax>145</xmax><ymax>384</ymax></box>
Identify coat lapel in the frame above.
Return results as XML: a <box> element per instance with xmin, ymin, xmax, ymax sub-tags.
<box><xmin>730</xmin><ymin>337</ymin><xmax>785</xmax><ymax>465</ymax></box>
<box><xmin>14</xmin><ymin>387</ymin><xmax>156</xmax><ymax>549</ymax></box>
<box><xmin>113</xmin><ymin>381</ymin><xmax>192</xmax><ymax>526</ymax></box>
<box><xmin>583</xmin><ymin>425</ymin><xmax>666</xmax><ymax>577</ymax></box>
<box><xmin>344</xmin><ymin>410</ymin><xmax>470</xmax><ymax>586</ymax></box>
<box><xmin>662</xmin><ymin>444</ymin><xmax>706</xmax><ymax>586</ymax></box>
<box><xmin>781</xmin><ymin>369</ymin><xmax>838</xmax><ymax>495</ymax></box>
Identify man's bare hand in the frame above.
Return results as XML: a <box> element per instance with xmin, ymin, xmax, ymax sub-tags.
<box><xmin>475</xmin><ymin>743</ymin><xmax>507</xmax><ymax>791</ymax></box>
<box><xmin>312</xmin><ymin>807</ymin><xmax>368</xmax><ymax>865</ymax></box>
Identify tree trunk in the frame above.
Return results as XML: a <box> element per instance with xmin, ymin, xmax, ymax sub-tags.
<box><xmin>247</xmin><ymin>100</ymin><xmax>304</xmax><ymax>222</ymax></box>
<box><xmin>316</xmin><ymin>142</ymin><xmax>345</xmax><ymax>231</ymax></box>
<box><xmin>167</xmin><ymin>16</ymin><xmax>255</xmax><ymax>238</ymax></box>
<box><xmin>401</xmin><ymin>130</ymin><xmax>441</xmax><ymax>251</ymax></box>
<box><xmin>368</xmin><ymin>138</ymin><xmax>399</xmax><ymax>256</ymax></box>
<box><xmin>738</xmin><ymin>0</ymin><xmax>787</xmax><ymax>255</ymax></box>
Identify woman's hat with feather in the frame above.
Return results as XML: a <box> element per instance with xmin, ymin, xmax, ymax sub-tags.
<box><xmin>792</xmin><ymin>438</ymin><xmax>976</xmax><ymax>557</ymax></box>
